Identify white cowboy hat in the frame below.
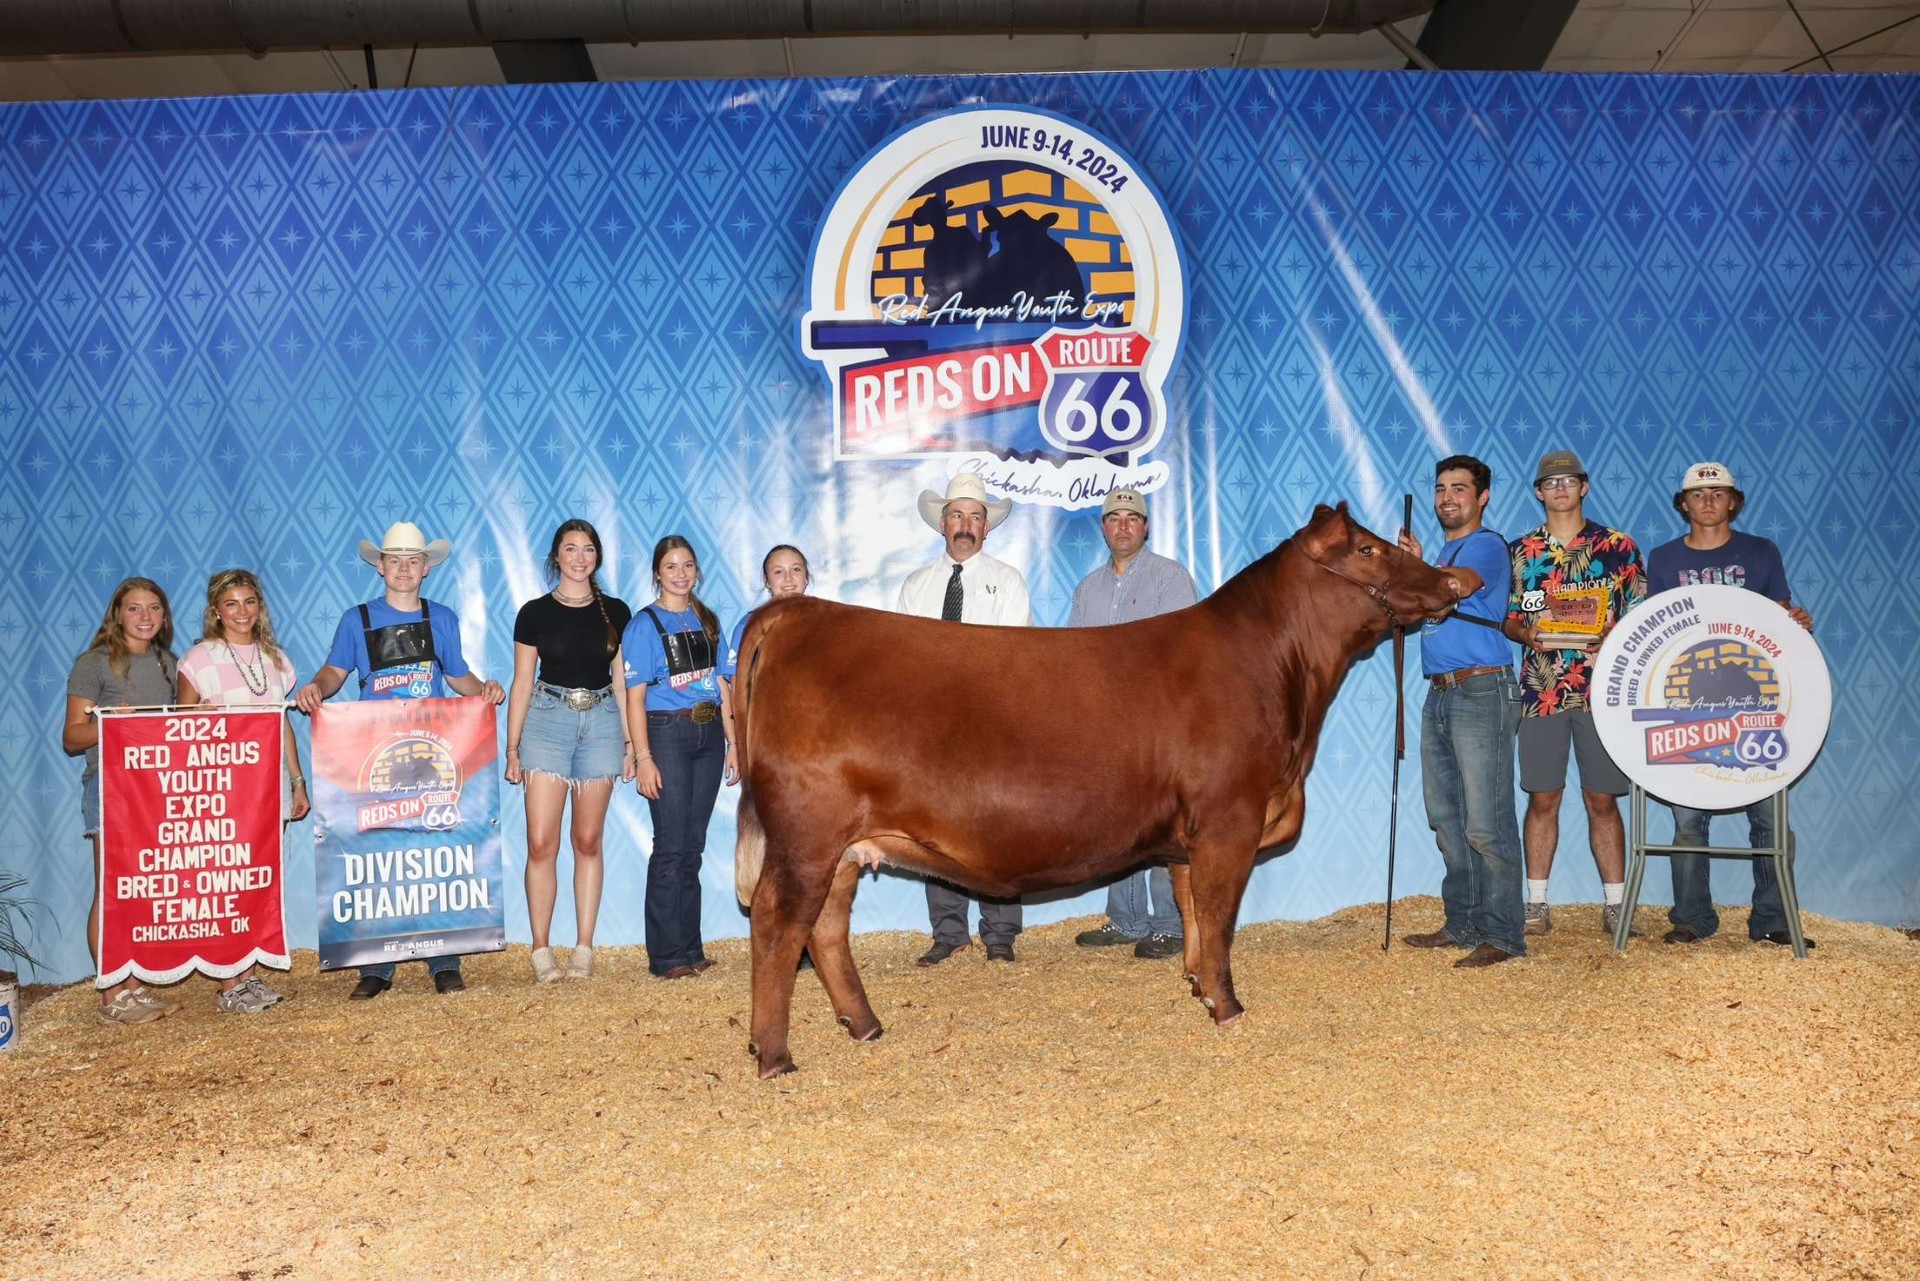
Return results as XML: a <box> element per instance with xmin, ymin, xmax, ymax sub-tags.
<box><xmin>918</xmin><ymin>473</ymin><xmax>1012</xmax><ymax>533</ymax></box>
<box><xmin>358</xmin><ymin>521</ymin><xmax>452</xmax><ymax>568</ymax></box>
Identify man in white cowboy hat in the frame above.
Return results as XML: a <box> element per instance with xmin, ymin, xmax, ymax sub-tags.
<box><xmin>1068</xmin><ymin>487</ymin><xmax>1198</xmax><ymax>961</ymax></box>
<box><xmin>296</xmin><ymin>520</ymin><xmax>506</xmax><ymax>1001</ymax></box>
<box><xmin>896</xmin><ymin>473</ymin><xmax>1032</xmax><ymax>965</ymax></box>
<box><xmin>1646</xmin><ymin>461</ymin><xmax>1816</xmax><ymax>949</ymax></box>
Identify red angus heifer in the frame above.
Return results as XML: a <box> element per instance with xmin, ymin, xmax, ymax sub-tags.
<box><xmin>731</xmin><ymin>503</ymin><xmax>1480</xmax><ymax>1078</ymax></box>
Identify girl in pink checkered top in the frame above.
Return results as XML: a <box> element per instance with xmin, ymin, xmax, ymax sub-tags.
<box><xmin>173</xmin><ymin>568</ymin><xmax>310</xmax><ymax>1013</ymax></box>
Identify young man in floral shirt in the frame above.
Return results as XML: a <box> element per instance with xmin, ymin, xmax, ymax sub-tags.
<box><xmin>1504</xmin><ymin>451</ymin><xmax>1645</xmax><ymax>937</ymax></box>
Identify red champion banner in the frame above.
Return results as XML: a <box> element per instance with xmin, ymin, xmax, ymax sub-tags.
<box><xmin>97</xmin><ymin>708</ymin><xmax>289</xmax><ymax>988</ymax></box>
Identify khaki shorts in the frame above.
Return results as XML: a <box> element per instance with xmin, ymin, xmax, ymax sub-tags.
<box><xmin>1518</xmin><ymin>708</ymin><xmax>1629</xmax><ymax>795</ymax></box>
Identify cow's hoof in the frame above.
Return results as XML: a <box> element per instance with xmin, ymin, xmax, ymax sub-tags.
<box><xmin>1211</xmin><ymin>1000</ymin><xmax>1245</xmax><ymax>1026</ymax></box>
<box><xmin>758</xmin><ymin>1057</ymin><xmax>798</xmax><ymax>1079</ymax></box>
<box><xmin>838</xmin><ymin>1014</ymin><xmax>885</xmax><ymax>1042</ymax></box>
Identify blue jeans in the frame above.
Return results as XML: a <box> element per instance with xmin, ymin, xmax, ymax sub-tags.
<box><xmin>1106</xmin><ymin>867</ymin><xmax>1181</xmax><ymax>938</ymax></box>
<box><xmin>1420</xmin><ymin>671</ymin><xmax>1526</xmax><ymax>956</ymax></box>
<box><xmin>1668</xmin><ymin>799</ymin><xmax>1784</xmax><ymax>939</ymax></box>
<box><xmin>359</xmin><ymin>955</ymin><xmax>462</xmax><ymax>983</ymax></box>
<box><xmin>643</xmin><ymin>712</ymin><xmax>725</xmax><ymax>974</ymax></box>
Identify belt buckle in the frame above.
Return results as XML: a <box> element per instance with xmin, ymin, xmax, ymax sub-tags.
<box><xmin>562</xmin><ymin>687</ymin><xmax>596</xmax><ymax>712</ymax></box>
<box><xmin>690</xmin><ymin>701</ymin><xmax>718</xmax><ymax>725</ymax></box>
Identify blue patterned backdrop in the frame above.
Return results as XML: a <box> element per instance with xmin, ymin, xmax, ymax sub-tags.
<box><xmin>3</xmin><ymin>70</ymin><xmax>1915</xmax><ymax>982</ymax></box>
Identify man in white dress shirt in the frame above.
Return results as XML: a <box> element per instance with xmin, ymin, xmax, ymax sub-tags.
<box><xmin>896</xmin><ymin>473</ymin><xmax>1032</xmax><ymax>965</ymax></box>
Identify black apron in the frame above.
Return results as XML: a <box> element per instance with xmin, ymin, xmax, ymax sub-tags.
<box><xmin>359</xmin><ymin>600</ymin><xmax>439</xmax><ymax>694</ymax></box>
<box><xmin>641</xmin><ymin>606</ymin><xmax>716</xmax><ymax>692</ymax></box>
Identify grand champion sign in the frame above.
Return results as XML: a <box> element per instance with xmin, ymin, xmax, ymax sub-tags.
<box><xmin>803</xmin><ymin>104</ymin><xmax>1186</xmax><ymax>510</ymax></box>
<box><xmin>1591</xmin><ymin>585</ymin><xmax>1832</xmax><ymax>811</ymax></box>
<box><xmin>96</xmin><ymin>707</ymin><xmax>290</xmax><ymax>987</ymax></box>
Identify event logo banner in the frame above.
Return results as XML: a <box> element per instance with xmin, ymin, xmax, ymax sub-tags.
<box><xmin>803</xmin><ymin>104</ymin><xmax>1186</xmax><ymax>510</ymax></box>
<box><xmin>311</xmin><ymin>698</ymin><xmax>504</xmax><ymax>970</ymax></box>
<box><xmin>96</xmin><ymin>708</ymin><xmax>289</xmax><ymax>988</ymax></box>
<box><xmin>1592</xmin><ymin>586</ymin><xmax>1833</xmax><ymax>811</ymax></box>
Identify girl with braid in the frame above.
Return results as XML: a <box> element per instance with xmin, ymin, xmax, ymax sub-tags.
<box><xmin>505</xmin><ymin>519</ymin><xmax>635</xmax><ymax>983</ymax></box>
<box><xmin>620</xmin><ymin>535</ymin><xmax>729</xmax><ymax>979</ymax></box>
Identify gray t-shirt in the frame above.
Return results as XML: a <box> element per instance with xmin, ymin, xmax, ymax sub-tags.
<box><xmin>66</xmin><ymin>647</ymin><xmax>177</xmax><ymax>779</ymax></box>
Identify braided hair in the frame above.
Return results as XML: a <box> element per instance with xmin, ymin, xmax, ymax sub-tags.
<box><xmin>546</xmin><ymin>519</ymin><xmax>618</xmax><ymax>657</ymax></box>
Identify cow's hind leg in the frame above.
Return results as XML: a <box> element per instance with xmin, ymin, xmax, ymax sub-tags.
<box><xmin>748</xmin><ymin>852</ymin><xmax>837</xmax><ymax>1078</ymax></box>
<box><xmin>810</xmin><ymin>858</ymin><xmax>882</xmax><ymax>1042</ymax></box>
<box><xmin>1186</xmin><ymin>840</ymin><xmax>1256</xmax><ymax>1026</ymax></box>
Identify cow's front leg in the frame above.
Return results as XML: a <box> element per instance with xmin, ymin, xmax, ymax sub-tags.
<box><xmin>811</xmin><ymin>858</ymin><xmax>882</xmax><ymax>1042</ymax></box>
<box><xmin>1186</xmin><ymin>837</ymin><xmax>1257</xmax><ymax>1026</ymax></box>
<box><xmin>748</xmin><ymin>855</ymin><xmax>836</xmax><ymax>1078</ymax></box>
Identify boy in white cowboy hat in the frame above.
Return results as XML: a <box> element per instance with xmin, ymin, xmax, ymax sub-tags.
<box><xmin>895</xmin><ymin>473</ymin><xmax>1031</xmax><ymax>965</ymax></box>
<box><xmin>295</xmin><ymin>520</ymin><xmax>506</xmax><ymax>1000</ymax></box>
<box><xmin>1646</xmin><ymin>461</ymin><xmax>1815</xmax><ymax>949</ymax></box>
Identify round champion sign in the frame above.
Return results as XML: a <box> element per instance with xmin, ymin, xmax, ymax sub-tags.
<box><xmin>1591</xmin><ymin>585</ymin><xmax>1831</xmax><ymax>810</ymax></box>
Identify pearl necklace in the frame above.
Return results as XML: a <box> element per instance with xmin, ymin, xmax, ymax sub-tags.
<box><xmin>225</xmin><ymin>640</ymin><xmax>270</xmax><ymax>697</ymax></box>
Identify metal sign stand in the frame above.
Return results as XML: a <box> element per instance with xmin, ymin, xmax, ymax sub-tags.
<box><xmin>1614</xmin><ymin>784</ymin><xmax>1808</xmax><ymax>958</ymax></box>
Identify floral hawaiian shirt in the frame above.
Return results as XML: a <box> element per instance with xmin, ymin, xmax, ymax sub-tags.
<box><xmin>1506</xmin><ymin>519</ymin><xmax>1645</xmax><ymax>717</ymax></box>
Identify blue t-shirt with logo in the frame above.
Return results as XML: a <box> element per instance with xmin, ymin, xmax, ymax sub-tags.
<box><xmin>621</xmin><ymin>605</ymin><xmax>726</xmax><ymax>712</ymax></box>
<box><xmin>1419</xmin><ymin>528</ymin><xmax>1514</xmax><ymax>678</ymax></box>
<box><xmin>323</xmin><ymin>597</ymin><xmax>471</xmax><ymax>700</ymax></box>
<box><xmin>1645</xmin><ymin>530</ymin><xmax>1790</xmax><ymax>603</ymax></box>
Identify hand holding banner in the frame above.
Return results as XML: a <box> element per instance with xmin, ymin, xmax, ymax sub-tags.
<box><xmin>96</xmin><ymin>708</ymin><xmax>290</xmax><ymax>988</ymax></box>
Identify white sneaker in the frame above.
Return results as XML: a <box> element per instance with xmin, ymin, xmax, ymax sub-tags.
<box><xmin>567</xmin><ymin>945</ymin><xmax>593</xmax><ymax>979</ymax></box>
<box><xmin>531</xmin><ymin>947</ymin><xmax>561</xmax><ymax>983</ymax></box>
<box><xmin>217</xmin><ymin>977</ymin><xmax>286</xmax><ymax>1014</ymax></box>
<box><xmin>126</xmin><ymin>986</ymin><xmax>182</xmax><ymax>1018</ymax></box>
<box><xmin>98</xmin><ymin>990</ymin><xmax>165</xmax><ymax>1025</ymax></box>
<box><xmin>1524</xmin><ymin>902</ymin><xmax>1552</xmax><ymax>936</ymax></box>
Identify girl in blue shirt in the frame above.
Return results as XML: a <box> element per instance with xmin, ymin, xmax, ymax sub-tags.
<box><xmin>620</xmin><ymin>535</ymin><xmax>728</xmax><ymax>980</ymax></box>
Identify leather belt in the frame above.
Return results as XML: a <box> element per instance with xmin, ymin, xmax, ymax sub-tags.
<box><xmin>655</xmin><ymin>700</ymin><xmax>721</xmax><ymax>724</ymax></box>
<box><xmin>539</xmin><ymin>681</ymin><xmax>613</xmax><ymax>711</ymax></box>
<box><xmin>1430</xmin><ymin>664</ymin><xmax>1508</xmax><ymax>690</ymax></box>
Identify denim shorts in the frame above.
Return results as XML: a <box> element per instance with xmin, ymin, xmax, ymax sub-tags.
<box><xmin>518</xmin><ymin>686</ymin><xmax>625</xmax><ymax>783</ymax></box>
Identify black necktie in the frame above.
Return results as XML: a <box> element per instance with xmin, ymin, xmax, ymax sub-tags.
<box><xmin>941</xmin><ymin>563</ymin><xmax>964</xmax><ymax>622</ymax></box>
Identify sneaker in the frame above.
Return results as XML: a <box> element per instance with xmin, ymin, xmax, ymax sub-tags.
<box><xmin>1524</xmin><ymin>902</ymin><xmax>1552</xmax><ymax>936</ymax></box>
<box><xmin>1075</xmin><ymin>922</ymin><xmax>1142</xmax><ymax>948</ymax></box>
<box><xmin>1603</xmin><ymin>904</ymin><xmax>1642</xmax><ymax>938</ymax></box>
<box><xmin>217</xmin><ymin>977</ymin><xmax>283</xmax><ymax>1014</ymax></box>
<box><xmin>97</xmin><ymin>990</ymin><xmax>166</xmax><ymax>1025</ymax></box>
<box><xmin>126</xmin><ymin>986</ymin><xmax>182</xmax><ymax>1018</ymax></box>
<box><xmin>1133</xmin><ymin>933</ymin><xmax>1182</xmax><ymax>959</ymax></box>
<box><xmin>567</xmin><ymin>945</ymin><xmax>593</xmax><ymax>979</ymax></box>
<box><xmin>531</xmin><ymin>947</ymin><xmax>561</xmax><ymax>983</ymax></box>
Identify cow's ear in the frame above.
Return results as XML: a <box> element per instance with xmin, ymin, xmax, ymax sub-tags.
<box><xmin>1039</xmin><ymin>211</ymin><xmax>1059</xmax><ymax>229</ymax></box>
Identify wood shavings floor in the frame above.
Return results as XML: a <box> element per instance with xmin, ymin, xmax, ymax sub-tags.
<box><xmin>4</xmin><ymin>900</ymin><xmax>1915</xmax><ymax>1280</ymax></box>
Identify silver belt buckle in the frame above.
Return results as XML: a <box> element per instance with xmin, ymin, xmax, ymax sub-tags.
<box><xmin>562</xmin><ymin>687</ymin><xmax>598</xmax><ymax>712</ymax></box>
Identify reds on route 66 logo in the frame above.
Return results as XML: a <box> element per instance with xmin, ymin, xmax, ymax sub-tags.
<box><xmin>802</xmin><ymin>105</ymin><xmax>1186</xmax><ymax>511</ymax></box>
<box><xmin>1591</xmin><ymin>585</ymin><xmax>1832</xmax><ymax>811</ymax></box>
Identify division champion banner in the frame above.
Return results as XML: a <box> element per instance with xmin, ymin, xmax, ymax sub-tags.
<box><xmin>96</xmin><ymin>708</ymin><xmax>289</xmax><ymax>988</ymax></box>
<box><xmin>311</xmin><ymin>698</ymin><xmax>504</xmax><ymax>971</ymax></box>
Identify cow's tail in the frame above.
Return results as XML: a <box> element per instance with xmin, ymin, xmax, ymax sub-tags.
<box><xmin>732</xmin><ymin>613</ymin><xmax>772</xmax><ymax>907</ymax></box>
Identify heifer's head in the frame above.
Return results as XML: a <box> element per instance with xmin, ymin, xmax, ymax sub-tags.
<box><xmin>1299</xmin><ymin>503</ymin><xmax>1480</xmax><ymax>630</ymax></box>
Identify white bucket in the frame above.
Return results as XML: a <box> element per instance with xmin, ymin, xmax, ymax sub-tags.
<box><xmin>0</xmin><ymin>979</ymin><xmax>16</xmax><ymax>1051</ymax></box>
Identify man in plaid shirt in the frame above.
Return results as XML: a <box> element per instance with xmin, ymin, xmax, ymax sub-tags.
<box><xmin>1504</xmin><ymin>451</ymin><xmax>1645</xmax><ymax>938</ymax></box>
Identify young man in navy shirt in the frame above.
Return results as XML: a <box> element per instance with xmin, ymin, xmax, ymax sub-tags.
<box><xmin>1397</xmin><ymin>456</ymin><xmax>1526</xmax><ymax>967</ymax></box>
<box><xmin>1645</xmin><ymin>462</ymin><xmax>1815</xmax><ymax>949</ymax></box>
<box><xmin>296</xmin><ymin>521</ymin><xmax>506</xmax><ymax>998</ymax></box>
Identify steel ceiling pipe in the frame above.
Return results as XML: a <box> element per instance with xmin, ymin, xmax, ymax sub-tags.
<box><xmin>0</xmin><ymin>0</ymin><xmax>1431</xmax><ymax>55</ymax></box>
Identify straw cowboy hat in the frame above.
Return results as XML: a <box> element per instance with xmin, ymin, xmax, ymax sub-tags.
<box><xmin>918</xmin><ymin>473</ymin><xmax>1012</xmax><ymax>533</ymax></box>
<box><xmin>358</xmin><ymin>521</ymin><xmax>452</xmax><ymax>568</ymax></box>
